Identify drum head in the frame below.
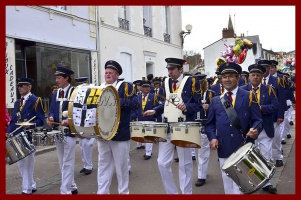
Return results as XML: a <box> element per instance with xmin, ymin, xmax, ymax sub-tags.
<box><xmin>96</xmin><ymin>85</ymin><xmax>120</xmax><ymax>140</ymax></box>
<box><xmin>222</xmin><ymin>142</ymin><xmax>253</xmax><ymax>169</ymax></box>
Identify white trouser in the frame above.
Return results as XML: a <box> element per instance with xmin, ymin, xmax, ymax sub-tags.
<box><xmin>97</xmin><ymin>140</ymin><xmax>130</xmax><ymax>194</ymax></box>
<box><xmin>128</xmin><ymin>141</ymin><xmax>131</xmax><ymax>171</ymax></box>
<box><xmin>280</xmin><ymin>110</ymin><xmax>291</xmax><ymax>140</ymax></box>
<box><xmin>145</xmin><ymin>143</ymin><xmax>153</xmax><ymax>156</ymax></box>
<box><xmin>255</xmin><ymin>129</ymin><xmax>273</xmax><ymax>187</ymax></box>
<box><xmin>55</xmin><ymin>136</ymin><xmax>77</xmax><ymax>194</ymax></box>
<box><xmin>18</xmin><ymin>151</ymin><xmax>36</xmax><ymax>194</ymax></box>
<box><xmin>195</xmin><ymin>133</ymin><xmax>210</xmax><ymax>179</ymax></box>
<box><xmin>157</xmin><ymin>133</ymin><xmax>193</xmax><ymax>194</ymax></box>
<box><xmin>136</xmin><ymin>142</ymin><xmax>145</xmax><ymax>147</ymax></box>
<box><xmin>79</xmin><ymin>138</ymin><xmax>95</xmax><ymax>170</ymax></box>
<box><xmin>219</xmin><ymin>158</ymin><xmax>242</xmax><ymax>194</ymax></box>
<box><xmin>190</xmin><ymin>148</ymin><xmax>195</xmax><ymax>157</ymax></box>
<box><xmin>272</xmin><ymin>122</ymin><xmax>283</xmax><ymax>160</ymax></box>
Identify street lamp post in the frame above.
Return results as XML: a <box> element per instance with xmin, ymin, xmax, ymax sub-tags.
<box><xmin>180</xmin><ymin>24</ymin><xmax>192</xmax><ymax>47</ymax></box>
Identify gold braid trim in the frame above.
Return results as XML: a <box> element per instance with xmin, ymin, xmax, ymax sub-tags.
<box><xmin>278</xmin><ymin>76</ymin><xmax>285</xmax><ymax>88</ymax></box>
<box><xmin>124</xmin><ymin>83</ymin><xmax>135</xmax><ymax>98</ymax></box>
<box><xmin>269</xmin><ymin>86</ymin><xmax>277</xmax><ymax>99</ymax></box>
<box><xmin>192</xmin><ymin>77</ymin><xmax>202</xmax><ymax>94</ymax></box>
<box><xmin>249</xmin><ymin>91</ymin><xmax>259</xmax><ymax>107</ymax></box>
<box><xmin>209</xmin><ymin>91</ymin><xmax>212</xmax><ymax>101</ymax></box>
<box><xmin>34</xmin><ymin>97</ymin><xmax>45</xmax><ymax>112</ymax></box>
<box><xmin>153</xmin><ymin>94</ymin><xmax>158</xmax><ymax>106</ymax></box>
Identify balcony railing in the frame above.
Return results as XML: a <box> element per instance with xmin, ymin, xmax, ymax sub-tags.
<box><xmin>144</xmin><ymin>26</ymin><xmax>152</xmax><ymax>37</ymax></box>
<box><xmin>164</xmin><ymin>33</ymin><xmax>170</xmax><ymax>43</ymax></box>
<box><xmin>118</xmin><ymin>18</ymin><xmax>129</xmax><ymax>30</ymax></box>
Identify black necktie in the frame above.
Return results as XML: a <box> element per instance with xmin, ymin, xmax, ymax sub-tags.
<box><xmin>253</xmin><ymin>87</ymin><xmax>258</xmax><ymax>93</ymax></box>
<box><xmin>60</xmin><ymin>90</ymin><xmax>64</xmax><ymax>98</ymax></box>
<box><xmin>227</xmin><ymin>91</ymin><xmax>233</xmax><ymax>104</ymax></box>
<box><xmin>155</xmin><ymin>89</ymin><xmax>158</xmax><ymax>95</ymax></box>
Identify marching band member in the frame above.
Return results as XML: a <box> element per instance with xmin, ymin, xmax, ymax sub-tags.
<box><xmin>258</xmin><ymin>60</ymin><xmax>286</xmax><ymax>168</ymax></box>
<box><xmin>74</xmin><ymin>77</ymin><xmax>95</xmax><ymax>175</ymax></box>
<box><xmin>47</xmin><ymin>66</ymin><xmax>78</xmax><ymax>194</ymax></box>
<box><xmin>241</xmin><ymin>64</ymin><xmax>279</xmax><ymax>193</ymax></box>
<box><xmin>205</xmin><ymin>62</ymin><xmax>262</xmax><ymax>194</ymax></box>
<box><xmin>144</xmin><ymin>57</ymin><xmax>201</xmax><ymax>194</ymax></box>
<box><xmin>96</xmin><ymin>60</ymin><xmax>139</xmax><ymax>194</ymax></box>
<box><xmin>7</xmin><ymin>77</ymin><xmax>45</xmax><ymax>194</ymax></box>
<box><xmin>211</xmin><ymin>71</ymin><xmax>224</xmax><ymax>96</ymax></box>
<box><xmin>193</xmin><ymin>72</ymin><xmax>216</xmax><ymax>187</ymax></box>
<box><xmin>131</xmin><ymin>80</ymin><xmax>160</xmax><ymax>160</ymax></box>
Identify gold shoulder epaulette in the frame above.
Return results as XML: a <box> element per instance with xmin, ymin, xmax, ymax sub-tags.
<box><xmin>268</xmin><ymin>85</ymin><xmax>277</xmax><ymax>99</ymax></box>
<box><xmin>34</xmin><ymin>97</ymin><xmax>45</xmax><ymax>112</ymax></box>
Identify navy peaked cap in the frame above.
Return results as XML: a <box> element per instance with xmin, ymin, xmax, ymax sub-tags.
<box><xmin>165</xmin><ymin>58</ymin><xmax>186</xmax><ymax>69</ymax></box>
<box><xmin>248</xmin><ymin>64</ymin><xmax>266</xmax><ymax>74</ymax></box>
<box><xmin>270</xmin><ymin>60</ymin><xmax>278</xmax><ymax>66</ymax></box>
<box><xmin>54</xmin><ymin>66</ymin><xmax>74</xmax><ymax>76</ymax></box>
<box><xmin>17</xmin><ymin>77</ymin><xmax>34</xmax><ymax>85</ymax></box>
<box><xmin>257</xmin><ymin>60</ymin><xmax>272</xmax><ymax>67</ymax></box>
<box><xmin>218</xmin><ymin>62</ymin><xmax>242</xmax><ymax>75</ymax></box>
<box><xmin>105</xmin><ymin>60</ymin><xmax>123</xmax><ymax>75</ymax></box>
<box><xmin>140</xmin><ymin>80</ymin><xmax>151</xmax><ymax>87</ymax></box>
<box><xmin>193</xmin><ymin>72</ymin><xmax>207</xmax><ymax>80</ymax></box>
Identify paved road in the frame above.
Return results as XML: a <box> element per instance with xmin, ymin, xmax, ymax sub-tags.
<box><xmin>6</xmin><ymin>123</ymin><xmax>295</xmax><ymax>195</ymax></box>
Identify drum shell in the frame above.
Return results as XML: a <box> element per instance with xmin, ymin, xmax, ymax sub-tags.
<box><xmin>130</xmin><ymin>122</ymin><xmax>150</xmax><ymax>143</ymax></box>
<box><xmin>32</xmin><ymin>130</ymin><xmax>61</xmax><ymax>146</ymax></box>
<box><xmin>6</xmin><ymin>132</ymin><xmax>35</xmax><ymax>165</ymax></box>
<box><xmin>144</xmin><ymin>122</ymin><xmax>168</xmax><ymax>142</ymax></box>
<box><xmin>170</xmin><ymin>122</ymin><xmax>201</xmax><ymax>148</ymax></box>
<box><xmin>222</xmin><ymin>143</ymin><xmax>276</xmax><ymax>194</ymax></box>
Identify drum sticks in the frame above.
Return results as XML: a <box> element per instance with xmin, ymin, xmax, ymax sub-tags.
<box><xmin>7</xmin><ymin>116</ymin><xmax>36</xmax><ymax>137</ymax></box>
<box><xmin>157</xmin><ymin>94</ymin><xmax>187</xmax><ymax>112</ymax></box>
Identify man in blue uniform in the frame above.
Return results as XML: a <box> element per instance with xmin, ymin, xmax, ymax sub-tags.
<box><xmin>47</xmin><ymin>66</ymin><xmax>78</xmax><ymax>194</ymax></box>
<box><xmin>258</xmin><ymin>60</ymin><xmax>286</xmax><ymax>167</ymax></box>
<box><xmin>241</xmin><ymin>64</ymin><xmax>279</xmax><ymax>193</ymax></box>
<box><xmin>74</xmin><ymin>77</ymin><xmax>95</xmax><ymax>175</ymax></box>
<box><xmin>131</xmin><ymin>80</ymin><xmax>160</xmax><ymax>160</ymax></box>
<box><xmin>144</xmin><ymin>57</ymin><xmax>201</xmax><ymax>194</ymax></box>
<box><xmin>96</xmin><ymin>60</ymin><xmax>139</xmax><ymax>194</ymax></box>
<box><xmin>193</xmin><ymin>72</ymin><xmax>216</xmax><ymax>187</ymax></box>
<box><xmin>7</xmin><ymin>77</ymin><xmax>45</xmax><ymax>194</ymax></box>
<box><xmin>211</xmin><ymin>71</ymin><xmax>224</xmax><ymax>96</ymax></box>
<box><xmin>205</xmin><ymin>62</ymin><xmax>263</xmax><ymax>194</ymax></box>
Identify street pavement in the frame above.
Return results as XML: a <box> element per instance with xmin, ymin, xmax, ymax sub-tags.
<box><xmin>6</xmin><ymin>122</ymin><xmax>295</xmax><ymax>195</ymax></box>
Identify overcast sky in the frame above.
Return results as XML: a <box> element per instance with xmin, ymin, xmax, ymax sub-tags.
<box><xmin>181</xmin><ymin>6</ymin><xmax>295</xmax><ymax>58</ymax></box>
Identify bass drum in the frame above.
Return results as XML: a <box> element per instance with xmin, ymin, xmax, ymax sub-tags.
<box><xmin>222</xmin><ymin>142</ymin><xmax>276</xmax><ymax>194</ymax></box>
<box><xmin>68</xmin><ymin>84</ymin><xmax>121</xmax><ymax>140</ymax></box>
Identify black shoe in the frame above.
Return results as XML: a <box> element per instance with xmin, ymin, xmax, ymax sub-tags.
<box><xmin>192</xmin><ymin>156</ymin><xmax>196</xmax><ymax>160</ymax></box>
<box><xmin>71</xmin><ymin>189</ymin><xmax>78</xmax><ymax>195</ymax></box>
<box><xmin>32</xmin><ymin>189</ymin><xmax>37</xmax><ymax>193</ymax></box>
<box><xmin>80</xmin><ymin>168</ymin><xmax>86</xmax><ymax>173</ymax></box>
<box><xmin>195</xmin><ymin>179</ymin><xmax>206</xmax><ymax>187</ymax></box>
<box><xmin>129</xmin><ymin>170</ymin><xmax>131</xmax><ymax>175</ymax></box>
<box><xmin>287</xmin><ymin>134</ymin><xmax>292</xmax><ymax>139</ymax></box>
<box><xmin>289</xmin><ymin>121</ymin><xmax>294</xmax><ymax>125</ymax></box>
<box><xmin>174</xmin><ymin>157</ymin><xmax>179</xmax><ymax>162</ymax></box>
<box><xmin>144</xmin><ymin>155</ymin><xmax>151</xmax><ymax>160</ymax></box>
<box><xmin>281</xmin><ymin>140</ymin><xmax>286</xmax><ymax>144</ymax></box>
<box><xmin>21</xmin><ymin>192</ymin><xmax>30</xmax><ymax>195</ymax></box>
<box><xmin>84</xmin><ymin>169</ymin><xmax>92</xmax><ymax>175</ymax></box>
<box><xmin>262</xmin><ymin>185</ymin><xmax>277</xmax><ymax>194</ymax></box>
<box><xmin>136</xmin><ymin>146</ymin><xmax>143</xmax><ymax>149</ymax></box>
<box><xmin>141</xmin><ymin>146</ymin><xmax>145</xmax><ymax>149</ymax></box>
<box><xmin>275</xmin><ymin>160</ymin><xmax>284</xmax><ymax>167</ymax></box>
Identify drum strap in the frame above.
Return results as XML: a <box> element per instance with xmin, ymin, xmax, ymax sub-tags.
<box><xmin>220</xmin><ymin>97</ymin><xmax>244</xmax><ymax>134</ymax></box>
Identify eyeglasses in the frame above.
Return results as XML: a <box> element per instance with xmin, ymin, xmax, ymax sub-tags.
<box><xmin>17</xmin><ymin>84</ymin><xmax>29</xmax><ymax>88</ymax></box>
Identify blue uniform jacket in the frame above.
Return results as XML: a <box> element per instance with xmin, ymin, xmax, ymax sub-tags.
<box><xmin>205</xmin><ymin>87</ymin><xmax>263</xmax><ymax>158</ymax></box>
<box><xmin>113</xmin><ymin>81</ymin><xmax>139</xmax><ymax>141</ymax></box>
<box><xmin>241</xmin><ymin>84</ymin><xmax>279</xmax><ymax>138</ymax></box>
<box><xmin>7</xmin><ymin>94</ymin><xmax>45</xmax><ymax>141</ymax></box>
<box><xmin>49</xmin><ymin>86</ymin><xmax>75</xmax><ymax>137</ymax></box>
<box><xmin>268</xmin><ymin>75</ymin><xmax>286</xmax><ymax>121</ymax></box>
<box><xmin>154</xmin><ymin>76</ymin><xmax>201</xmax><ymax>122</ymax></box>
<box><xmin>131</xmin><ymin>93</ymin><xmax>160</xmax><ymax>122</ymax></box>
<box><xmin>211</xmin><ymin>83</ymin><xmax>223</xmax><ymax>96</ymax></box>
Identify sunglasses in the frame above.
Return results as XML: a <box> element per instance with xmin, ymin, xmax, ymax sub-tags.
<box><xmin>17</xmin><ymin>84</ymin><xmax>29</xmax><ymax>88</ymax></box>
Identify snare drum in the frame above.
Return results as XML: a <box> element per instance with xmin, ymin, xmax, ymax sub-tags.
<box><xmin>130</xmin><ymin>122</ymin><xmax>147</xmax><ymax>143</ymax></box>
<box><xmin>6</xmin><ymin>132</ymin><xmax>36</xmax><ymax>165</ymax></box>
<box><xmin>33</xmin><ymin>130</ymin><xmax>62</xmax><ymax>146</ymax></box>
<box><xmin>170</xmin><ymin>122</ymin><xmax>201</xmax><ymax>148</ymax></box>
<box><xmin>144</xmin><ymin>122</ymin><xmax>168</xmax><ymax>142</ymax></box>
<box><xmin>222</xmin><ymin>142</ymin><xmax>276</xmax><ymax>194</ymax></box>
<box><xmin>68</xmin><ymin>84</ymin><xmax>120</xmax><ymax>140</ymax></box>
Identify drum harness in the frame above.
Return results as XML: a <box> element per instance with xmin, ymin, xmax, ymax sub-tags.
<box><xmin>220</xmin><ymin>95</ymin><xmax>261</xmax><ymax>147</ymax></box>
